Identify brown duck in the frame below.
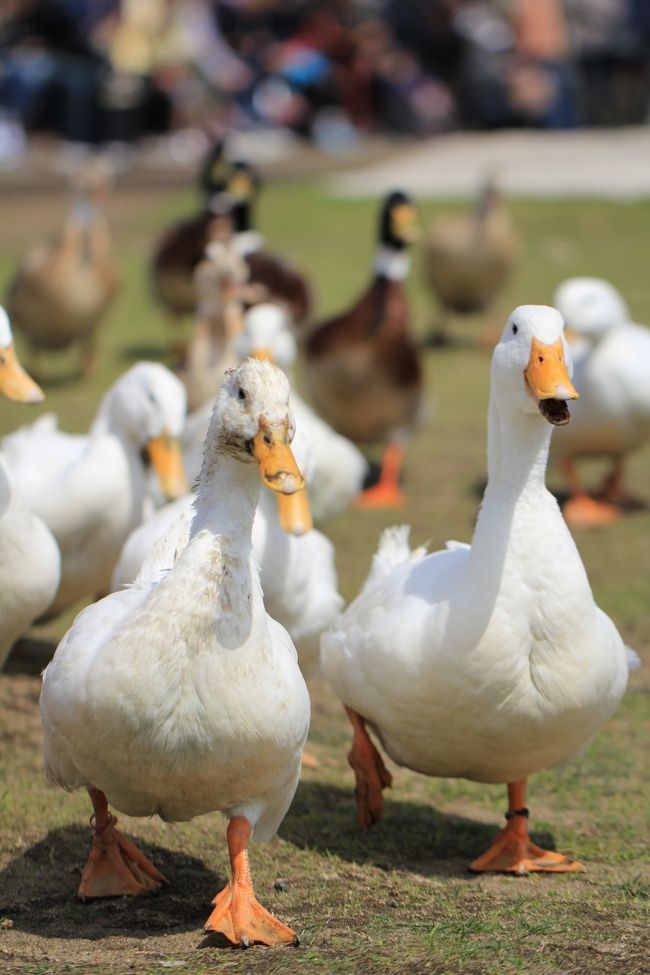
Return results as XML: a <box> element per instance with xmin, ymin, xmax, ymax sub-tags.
<box><xmin>424</xmin><ymin>178</ymin><xmax>518</xmax><ymax>344</ymax></box>
<box><xmin>304</xmin><ymin>191</ymin><xmax>421</xmax><ymax>508</ymax></box>
<box><xmin>226</xmin><ymin>160</ymin><xmax>313</xmax><ymax>327</ymax></box>
<box><xmin>150</xmin><ymin>141</ymin><xmax>231</xmax><ymax>318</ymax></box>
<box><xmin>6</xmin><ymin>159</ymin><xmax>119</xmax><ymax>377</ymax></box>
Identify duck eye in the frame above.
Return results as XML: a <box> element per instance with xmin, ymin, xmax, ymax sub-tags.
<box><xmin>538</xmin><ymin>355</ymin><xmax>544</xmax><ymax>364</ymax></box>
<box><xmin>147</xmin><ymin>391</ymin><xmax>157</xmax><ymax>406</ymax></box>
<box><xmin>512</xmin><ymin>324</ymin><xmax>518</xmax><ymax>335</ymax></box>
<box><xmin>238</xmin><ymin>387</ymin><xmax>246</xmax><ymax>401</ymax></box>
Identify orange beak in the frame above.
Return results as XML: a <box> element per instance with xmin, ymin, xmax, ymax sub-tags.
<box><xmin>252</xmin><ymin>419</ymin><xmax>305</xmax><ymax>495</ymax></box>
<box><xmin>251</xmin><ymin>347</ymin><xmax>274</xmax><ymax>363</ymax></box>
<box><xmin>525</xmin><ymin>337</ymin><xmax>579</xmax><ymax>401</ymax></box>
<box><xmin>392</xmin><ymin>203</ymin><xmax>420</xmax><ymax>243</ymax></box>
<box><xmin>276</xmin><ymin>488</ymin><xmax>313</xmax><ymax>536</ymax></box>
<box><xmin>0</xmin><ymin>344</ymin><xmax>44</xmax><ymax>403</ymax></box>
<box><xmin>147</xmin><ymin>432</ymin><xmax>188</xmax><ymax>500</ymax></box>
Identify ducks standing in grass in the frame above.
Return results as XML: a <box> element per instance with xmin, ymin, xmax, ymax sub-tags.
<box><xmin>40</xmin><ymin>359</ymin><xmax>310</xmax><ymax>946</ymax></box>
<box><xmin>552</xmin><ymin>277</ymin><xmax>650</xmax><ymax>529</ymax></box>
<box><xmin>424</xmin><ymin>179</ymin><xmax>518</xmax><ymax>345</ymax></box>
<box><xmin>2</xmin><ymin>363</ymin><xmax>187</xmax><ymax>615</ymax></box>
<box><xmin>0</xmin><ymin>308</ymin><xmax>60</xmax><ymax>667</ymax></box>
<box><xmin>6</xmin><ymin>160</ymin><xmax>120</xmax><ymax>377</ymax></box>
<box><xmin>304</xmin><ymin>191</ymin><xmax>422</xmax><ymax>508</ymax></box>
<box><xmin>322</xmin><ymin>306</ymin><xmax>631</xmax><ymax>874</ymax></box>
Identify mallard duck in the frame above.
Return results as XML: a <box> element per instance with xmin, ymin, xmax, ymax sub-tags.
<box><xmin>424</xmin><ymin>179</ymin><xmax>518</xmax><ymax>345</ymax></box>
<box><xmin>304</xmin><ymin>191</ymin><xmax>421</xmax><ymax>508</ymax></box>
<box><xmin>40</xmin><ymin>358</ymin><xmax>311</xmax><ymax>946</ymax></box>
<box><xmin>6</xmin><ymin>160</ymin><xmax>120</xmax><ymax>376</ymax></box>
<box><xmin>322</xmin><ymin>305</ymin><xmax>632</xmax><ymax>874</ymax></box>
<box><xmin>226</xmin><ymin>162</ymin><xmax>313</xmax><ymax>326</ymax></box>
<box><xmin>551</xmin><ymin>277</ymin><xmax>650</xmax><ymax>528</ymax></box>
<box><xmin>2</xmin><ymin>363</ymin><xmax>187</xmax><ymax>615</ymax></box>
<box><xmin>0</xmin><ymin>307</ymin><xmax>60</xmax><ymax>668</ymax></box>
<box><xmin>150</xmin><ymin>140</ymin><xmax>231</xmax><ymax>318</ymax></box>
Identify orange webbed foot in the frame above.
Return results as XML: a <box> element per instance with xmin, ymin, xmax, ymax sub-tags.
<box><xmin>469</xmin><ymin>806</ymin><xmax>583</xmax><ymax>876</ymax></box>
<box><xmin>355</xmin><ymin>482</ymin><xmax>407</xmax><ymax>509</ymax></box>
<box><xmin>205</xmin><ymin>881</ymin><xmax>297</xmax><ymax>947</ymax></box>
<box><xmin>78</xmin><ymin>814</ymin><xmax>168</xmax><ymax>900</ymax></box>
<box><xmin>563</xmin><ymin>494</ymin><xmax>619</xmax><ymax>529</ymax></box>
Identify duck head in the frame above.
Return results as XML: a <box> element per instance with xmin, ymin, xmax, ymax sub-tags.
<box><xmin>554</xmin><ymin>277</ymin><xmax>628</xmax><ymax>341</ymax></box>
<box><xmin>237</xmin><ymin>303</ymin><xmax>297</xmax><ymax>371</ymax></box>
<box><xmin>211</xmin><ymin>358</ymin><xmax>310</xmax><ymax>532</ymax></box>
<box><xmin>494</xmin><ymin>305</ymin><xmax>579</xmax><ymax>426</ymax></box>
<box><xmin>225</xmin><ymin>160</ymin><xmax>260</xmax><ymax>234</ymax></box>
<box><xmin>0</xmin><ymin>306</ymin><xmax>44</xmax><ymax>404</ymax></box>
<box><xmin>379</xmin><ymin>191</ymin><xmax>419</xmax><ymax>250</ymax></box>
<box><xmin>109</xmin><ymin>363</ymin><xmax>188</xmax><ymax>500</ymax></box>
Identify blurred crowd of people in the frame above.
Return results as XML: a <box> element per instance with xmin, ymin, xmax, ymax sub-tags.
<box><xmin>0</xmin><ymin>0</ymin><xmax>648</xmax><ymax>156</ymax></box>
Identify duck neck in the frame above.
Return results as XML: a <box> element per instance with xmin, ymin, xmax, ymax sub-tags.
<box><xmin>190</xmin><ymin>450</ymin><xmax>259</xmax><ymax>556</ymax></box>
<box><xmin>482</xmin><ymin>392</ymin><xmax>552</xmax><ymax>506</ymax></box>
<box><xmin>373</xmin><ymin>245</ymin><xmax>410</xmax><ymax>282</ymax></box>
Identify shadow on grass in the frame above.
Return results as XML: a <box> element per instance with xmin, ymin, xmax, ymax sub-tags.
<box><xmin>0</xmin><ymin>825</ymin><xmax>222</xmax><ymax>940</ymax></box>
<box><xmin>281</xmin><ymin>781</ymin><xmax>556</xmax><ymax>877</ymax></box>
<box><xmin>5</xmin><ymin>636</ymin><xmax>58</xmax><ymax>676</ymax></box>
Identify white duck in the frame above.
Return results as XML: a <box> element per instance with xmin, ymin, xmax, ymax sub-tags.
<box><xmin>322</xmin><ymin>305</ymin><xmax>631</xmax><ymax>875</ymax></box>
<box><xmin>552</xmin><ymin>276</ymin><xmax>650</xmax><ymax>528</ymax></box>
<box><xmin>3</xmin><ymin>362</ymin><xmax>187</xmax><ymax>615</ymax></box>
<box><xmin>113</xmin><ymin>405</ymin><xmax>342</xmax><ymax>680</ymax></box>
<box><xmin>183</xmin><ymin>303</ymin><xmax>368</xmax><ymax>522</ymax></box>
<box><xmin>40</xmin><ymin>359</ymin><xmax>310</xmax><ymax>946</ymax></box>
<box><xmin>0</xmin><ymin>307</ymin><xmax>60</xmax><ymax>667</ymax></box>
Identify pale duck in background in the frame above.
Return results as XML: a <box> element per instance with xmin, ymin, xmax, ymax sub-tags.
<box><xmin>552</xmin><ymin>276</ymin><xmax>650</xmax><ymax>528</ymax></box>
<box><xmin>0</xmin><ymin>306</ymin><xmax>60</xmax><ymax>668</ymax></box>
<box><xmin>2</xmin><ymin>362</ymin><xmax>187</xmax><ymax>615</ymax></box>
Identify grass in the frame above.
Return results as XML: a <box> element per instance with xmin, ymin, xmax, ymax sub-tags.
<box><xmin>0</xmin><ymin>177</ymin><xmax>649</xmax><ymax>975</ymax></box>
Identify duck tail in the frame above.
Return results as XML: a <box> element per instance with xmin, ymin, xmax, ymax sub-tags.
<box><xmin>358</xmin><ymin>525</ymin><xmax>426</xmax><ymax>599</ymax></box>
<box><xmin>625</xmin><ymin>645</ymin><xmax>641</xmax><ymax>672</ymax></box>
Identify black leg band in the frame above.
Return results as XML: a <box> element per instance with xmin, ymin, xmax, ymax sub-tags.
<box><xmin>505</xmin><ymin>807</ymin><xmax>529</xmax><ymax>820</ymax></box>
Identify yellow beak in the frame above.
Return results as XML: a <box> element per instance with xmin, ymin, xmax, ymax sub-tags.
<box><xmin>277</xmin><ymin>488</ymin><xmax>313</xmax><ymax>536</ymax></box>
<box><xmin>392</xmin><ymin>203</ymin><xmax>420</xmax><ymax>243</ymax></box>
<box><xmin>0</xmin><ymin>344</ymin><xmax>44</xmax><ymax>404</ymax></box>
<box><xmin>252</xmin><ymin>420</ymin><xmax>305</xmax><ymax>495</ymax></box>
<box><xmin>147</xmin><ymin>432</ymin><xmax>188</xmax><ymax>500</ymax></box>
<box><xmin>525</xmin><ymin>337</ymin><xmax>579</xmax><ymax>401</ymax></box>
<box><xmin>251</xmin><ymin>347</ymin><xmax>274</xmax><ymax>363</ymax></box>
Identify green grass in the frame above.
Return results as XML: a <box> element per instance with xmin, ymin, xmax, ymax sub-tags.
<box><xmin>0</xmin><ymin>180</ymin><xmax>649</xmax><ymax>975</ymax></box>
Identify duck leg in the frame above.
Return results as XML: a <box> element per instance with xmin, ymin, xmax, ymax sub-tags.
<box><xmin>561</xmin><ymin>458</ymin><xmax>619</xmax><ymax>529</ymax></box>
<box><xmin>597</xmin><ymin>456</ymin><xmax>646</xmax><ymax>510</ymax></box>
<box><xmin>356</xmin><ymin>443</ymin><xmax>406</xmax><ymax>509</ymax></box>
<box><xmin>204</xmin><ymin>816</ymin><xmax>297</xmax><ymax>946</ymax></box>
<box><xmin>77</xmin><ymin>788</ymin><xmax>168</xmax><ymax>900</ymax></box>
<box><xmin>469</xmin><ymin>780</ymin><xmax>583</xmax><ymax>875</ymax></box>
<box><xmin>345</xmin><ymin>705</ymin><xmax>392</xmax><ymax>830</ymax></box>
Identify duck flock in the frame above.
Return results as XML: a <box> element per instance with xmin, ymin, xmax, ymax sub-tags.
<box><xmin>0</xmin><ymin>146</ymin><xmax>648</xmax><ymax>948</ymax></box>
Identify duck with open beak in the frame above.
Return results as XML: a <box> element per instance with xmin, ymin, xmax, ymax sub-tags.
<box><xmin>524</xmin><ymin>336</ymin><xmax>579</xmax><ymax>425</ymax></box>
<box><xmin>146</xmin><ymin>431</ymin><xmax>188</xmax><ymax>501</ymax></box>
<box><xmin>251</xmin><ymin>417</ymin><xmax>312</xmax><ymax>535</ymax></box>
<box><xmin>0</xmin><ymin>341</ymin><xmax>44</xmax><ymax>404</ymax></box>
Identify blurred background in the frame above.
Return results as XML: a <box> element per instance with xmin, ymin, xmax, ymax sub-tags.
<box><xmin>0</xmin><ymin>0</ymin><xmax>648</xmax><ymax>165</ymax></box>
